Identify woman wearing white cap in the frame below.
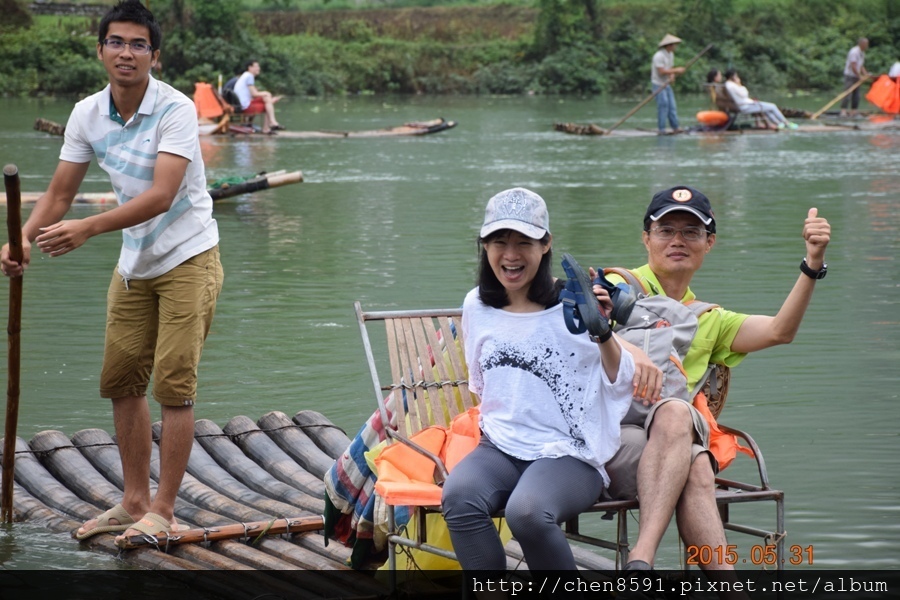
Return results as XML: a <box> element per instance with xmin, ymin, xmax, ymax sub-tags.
<box><xmin>651</xmin><ymin>33</ymin><xmax>686</xmax><ymax>134</ymax></box>
<box><xmin>441</xmin><ymin>187</ymin><xmax>634</xmax><ymax>574</ymax></box>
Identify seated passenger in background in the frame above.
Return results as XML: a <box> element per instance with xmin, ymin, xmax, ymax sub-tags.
<box><xmin>724</xmin><ymin>69</ymin><xmax>798</xmax><ymax>129</ymax></box>
<box><xmin>889</xmin><ymin>61</ymin><xmax>900</xmax><ymax>81</ymax></box>
<box><xmin>233</xmin><ymin>59</ymin><xmax>283</xmax><ymax>134</ymax></box>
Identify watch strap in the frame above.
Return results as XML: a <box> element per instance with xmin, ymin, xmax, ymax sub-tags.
<box><xmin>800</xmin><ymin>258</ymin><xmax>827</xmax><ymax>280</ymax></box>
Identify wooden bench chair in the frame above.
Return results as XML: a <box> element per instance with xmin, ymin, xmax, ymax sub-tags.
<box><xmin>354</xmin><ymin>302</ymin><xmax>785</xmax><ymax>578</ymax></box>
<box><xmin>707</xmin><ymin>83</ymin><xmax>770</xmax><ymax>130</ymax></box>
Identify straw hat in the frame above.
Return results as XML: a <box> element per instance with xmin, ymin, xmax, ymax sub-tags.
<box><xmin>658</xmin><ymin>33</ymin><xmax>683</xmax><ymax>48</ymax></box>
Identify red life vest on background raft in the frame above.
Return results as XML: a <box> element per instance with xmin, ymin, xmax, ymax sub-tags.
<box><xmin>866</xmin><ymin>75</ymin><xmax>900</xmax><ymax>114</ymax></box>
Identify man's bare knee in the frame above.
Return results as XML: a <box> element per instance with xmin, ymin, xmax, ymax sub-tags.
<box><xmin>685</xmin><ymin>453</ymin><xmax>716</xmax><ymax>492</ymax></box>
<box><xmin>648</xmin><ymin>401</ymin><xmax>693</xmax><ymax>439</ymax></box>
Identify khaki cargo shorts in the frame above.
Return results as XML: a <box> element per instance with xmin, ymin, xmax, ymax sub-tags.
<box><xmin>604</xmin><ymin>397</ymin><xmax>713</xmax><ymax>501</ymax></box>
<box><xmin>100</xmin><ymin>246</ymin><xmax>223</xmax><ymax>406</ymax></box>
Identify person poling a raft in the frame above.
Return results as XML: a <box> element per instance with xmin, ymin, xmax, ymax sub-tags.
<box><xmin>596</xmin><ymin>38</ymin><xmax>712</xmax><ymax>136</ymax></box>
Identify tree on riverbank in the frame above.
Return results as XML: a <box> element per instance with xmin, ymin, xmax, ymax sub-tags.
<box><xmin>0</xmin><ymin>0</ymin><xmax>31</xmax><ymax>30</ymax></box>
<box><xmin>0</xmin><ymin>0</ymin><xmax>897</xmax><ymax>97</ymax></box>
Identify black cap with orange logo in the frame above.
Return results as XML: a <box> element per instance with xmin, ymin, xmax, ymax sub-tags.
<box><xmin>644</xmin><ymin>186</ymin><xmax>716</xmax><ymax>233</ymax></box>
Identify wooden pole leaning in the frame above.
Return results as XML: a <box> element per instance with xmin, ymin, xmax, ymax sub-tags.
<box><xmin>810</xmin><ymin>75</ymin><xmax>871</xmax><ymax>120</ymax></box>
<box><xmin>1</xmin><ymin>164</ymin><xmax>23</xmax><ymax>523</ymax></box>
<box><xmin>605</xmin><ymin>43</ymin><xmax>714</xmax><ymax>134</ymax></box>
<box><xmin>115</xmin><ymin>515</ymin><xmax>324</xmax><ymax>549</ymax></box>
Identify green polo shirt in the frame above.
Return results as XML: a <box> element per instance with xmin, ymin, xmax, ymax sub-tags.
<box><xmin>610</xmin><ymin>264</ymin><xmax>749</xmax><ymax>389</ymax></box>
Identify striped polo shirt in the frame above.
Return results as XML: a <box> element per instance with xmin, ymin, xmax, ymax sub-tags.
<box><xmin>60</xmin><ymin>76</ymin><xmax>218</xmax><ymax>280</ymax></box>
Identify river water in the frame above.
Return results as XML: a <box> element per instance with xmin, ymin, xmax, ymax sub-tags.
<box><xmin>0</xmin><ymin>92</ymin><xmax>898</xmax><ymax>571</ymax></box>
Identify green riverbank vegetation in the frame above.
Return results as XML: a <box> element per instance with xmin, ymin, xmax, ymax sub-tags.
<box><xmin>0</xmin><ymin>0</ymin><xmax>897</xmax><ymax>98</ymax></box>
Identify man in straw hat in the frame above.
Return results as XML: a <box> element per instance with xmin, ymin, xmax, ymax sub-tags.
<box><xmin>651</xmin><ymin>33</ymin><xmax>686</xmax><ymax>134</ymax></box>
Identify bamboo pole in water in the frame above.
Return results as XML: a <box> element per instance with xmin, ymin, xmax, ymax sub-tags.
<box><xmin>2</xmin><ymin>164</ymin><xmax>23</xmax><ymax>523</ymax></box>
<box><xmin>207</xmin><ymin>170</ymin><xmax>303</xmax><ymax>200</ymax></box>
<box><xmin>4</xmin><ymin>169</ymin><xmax>302</xmax><ymax>205</ymax></box>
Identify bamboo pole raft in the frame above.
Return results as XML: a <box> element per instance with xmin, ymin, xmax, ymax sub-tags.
<box><xmin>554</xmin><ymin>115</ymin><xmax>899</xmax><ymax>137</ymax></box>
<box><xmin>0</xmin><ymin>407</ymin><xmax>617</xmax><ymax>596</ymax></box>
<box><xmin>553</xmin><ymin>121</ymin><xmax>866</xmax><ymax>136</ymax></box>
<box><xmin>36</xmin><ymin>116</ymin><xmax>458</xmax><ymax>139</ymax></box>
<box><xmin>0</xmin><ymin>170</ymin><xmax>303</xmax><ymax>205</ymax></box>
<box><xmin>0</xmin><ymin>410</ymin><xmax>392</xmax><ymax>597</ymax></box>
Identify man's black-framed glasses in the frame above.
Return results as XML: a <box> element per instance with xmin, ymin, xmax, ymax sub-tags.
<box><xmin>649</xmin><ymin>225</ymin><xmax>710</xmax><ymax>241</ymax></box>
<box><xmin>102</xmin><ymin>38</ymin><xmax>153</xmax><ymax>55</ymax></box>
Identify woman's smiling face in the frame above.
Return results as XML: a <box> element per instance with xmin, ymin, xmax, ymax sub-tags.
<box><xmin>483</xmin><ymin>229</ymin><xmax>551</xmax><ymax>300</ymax></box>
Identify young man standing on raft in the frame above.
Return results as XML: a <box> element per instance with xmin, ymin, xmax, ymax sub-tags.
<box><xmin>1</xmin><ymin>0</ymin><xmax>222</xmax><ymax>541</ymax></box>
<box><xmin>594</xmin><ymin>186</ymin><xmax>830</xmax><ymax>575</ymax></box>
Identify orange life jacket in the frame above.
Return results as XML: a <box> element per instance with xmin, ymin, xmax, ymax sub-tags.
<box><xmin>865</xmin><ymin>75</ymin><xmax>900</xmax><ymax>114</ymax></box>
<box><xmin>374</xmin><ymin>407</ymin><xmax>481</xmax><ymax>506</ymax></box>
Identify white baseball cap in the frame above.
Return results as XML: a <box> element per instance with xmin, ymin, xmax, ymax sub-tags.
<box><xmin>480</xmin><ymin>188</ymin><xmax>550</xmax><ymax>240</ymax></box>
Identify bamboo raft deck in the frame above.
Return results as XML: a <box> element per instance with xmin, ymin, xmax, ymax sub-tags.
<box><xmin>553</xmin><ymin>119</ymin><xmax>899</xmax><ymax>137</ymax></box>
<box><xmin>36</xmin><ymin>116</ymin><xmax>457</xmax><ymax>140</ymax></box>
<box><xmin>2</xmin><ymin>407</ymin><xmax>617</xmax><ymax>595</ymax></box>
<box><xmin>221</xmin><ymin>118</ymin><xmax>458</xmax><ymax>139</ymax></box>
<box><xmin>0</xmin><ymin>171</ymin><xmax>304</xmax><ymax>206</ymax></box>
<box><xmin>2</xmin><ymin>410</ymin><xmax>388</xmax><ymax>593</ymax></box>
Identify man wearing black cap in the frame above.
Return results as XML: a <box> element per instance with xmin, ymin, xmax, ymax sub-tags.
<box><xmin>600</xmin><ymin>185</ymin><xmax>831</xmax><ymax>573</ymax></box>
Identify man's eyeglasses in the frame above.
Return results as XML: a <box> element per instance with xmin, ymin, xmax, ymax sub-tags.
<box><xmin>102</xmin><ymin>38</ymin><xmax>153</xmax><ymax>55</ymax></box>
<box><xmin>649</xmin><ymin>225</ymin><xmax>710</xmax><ymax>241</ymax></box>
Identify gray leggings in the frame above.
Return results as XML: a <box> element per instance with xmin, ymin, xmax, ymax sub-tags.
<box><xmin>441</xmin><ymin>437</ymin><xmax>604</xmax><ymax>570</ymax></box>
